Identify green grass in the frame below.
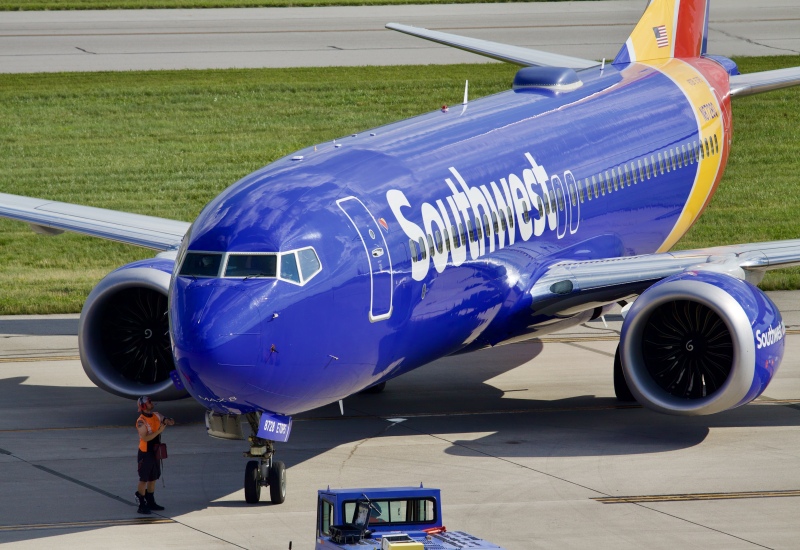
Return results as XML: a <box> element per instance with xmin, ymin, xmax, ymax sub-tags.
<box><xmin>0</xmin><ymin>57</ymin><xmax>798</xmax><ymax>314</ymax></box>
<box><xmin>3</xmin><ymin>0</ymin><xmax>581</xmax><ymax>10</ymax></box>
<box><xmin>675</xmin><ymin>56</ymin><xmax>800</xmax><ymax>288</ymax></box>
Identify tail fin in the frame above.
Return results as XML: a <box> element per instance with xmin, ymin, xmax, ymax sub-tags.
<box><xmin>613</xmin><ymin>0</ymin><xmax>710</xmax><ymax>65</ymax></box>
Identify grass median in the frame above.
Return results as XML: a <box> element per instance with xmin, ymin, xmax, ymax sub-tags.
<box><xmin>3</xmin><ymin>0</ymin><xmax>582</xmax><ymax>10</ymax></box>
<box><xmin>1</xmin><ymin>56</ymin><xmax>799</xmax><ymax>314</ymax></box>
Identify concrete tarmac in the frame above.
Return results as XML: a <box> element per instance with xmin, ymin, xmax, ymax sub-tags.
<box><xmin>1</xmin><ymin>0</ymin><xmax>799</xmax><ymax>73</ymax></box>
<box><xmin>2</xmin><ymin>293</ymin><xmax>800</xmax><ymax>549</ymax></box>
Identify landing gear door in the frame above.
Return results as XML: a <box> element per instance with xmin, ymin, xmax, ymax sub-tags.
<box><xmin>337</xmin><ymin>196</ymin><xmax>393</xmax><ymax>322</ymax></box>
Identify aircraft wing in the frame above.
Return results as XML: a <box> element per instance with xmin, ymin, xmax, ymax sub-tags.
<box><xmin>385</xmin><ymin>23</ymin><xmax>598</xmax><ymax>69</ymax></box>
<box><xmin>0</xmin><ymin>192</ymin><xmax>189</xmax><ymax>251</ymax></box>
<box><xmin>529</xmin><ymin>239</ymin><xmax>800</xmax><ymax>316</ymax></box>
<box><xmin>730</xmin><ymin>66</ymin><xmax>800</xmax><ymax>98</ymax></box>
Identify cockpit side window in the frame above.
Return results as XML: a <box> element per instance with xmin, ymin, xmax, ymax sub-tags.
<box><xmin>224</xmin><ymin>254</ymin><xmax>277</xmax><ymax>278</ymax></box>
<box><xmin>297</xmin><ymin>248</ymin><xmax>322</xmax><ymax>282</ymax></box>
<box><xmin>280</xmin><ymin>252</ymin><xmax>301</xmax><ymax>283</ymax></box>
<box><xmin>179</xmin><ymin>252</ymin><xmax>223</xmax><ymax>277</ymax></box>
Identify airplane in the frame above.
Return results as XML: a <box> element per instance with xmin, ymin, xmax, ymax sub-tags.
<box><xmin>1</xmin><ymin>0</ymin><xmax>800</xmax><ymax>505</ymax></box>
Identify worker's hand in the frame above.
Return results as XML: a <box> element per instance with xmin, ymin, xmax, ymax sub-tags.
<box><xmin>164</xmin><ymin>418</ymin><xmax>175</xmax><ymax>426</ymax></box>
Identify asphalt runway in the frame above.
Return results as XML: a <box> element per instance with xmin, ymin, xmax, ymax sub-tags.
<box><xmin>1</xmin><ymin>0</ymin><xmax>799</xmax><ymax>73</ymax></box>
<box><xmin>2</xmin><ymin>293</ymin><xmax>800</xmax><ymax>549</ymax></box>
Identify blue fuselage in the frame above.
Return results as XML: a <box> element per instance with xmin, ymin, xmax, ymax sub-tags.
<box><xmin>169</xmin><ymin>60</ymin><xmax>730</xmax><ymax>416</ymax></box>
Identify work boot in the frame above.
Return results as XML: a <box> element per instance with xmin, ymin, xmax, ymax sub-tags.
<box><xmin>145</xmin><ymin>491</ymin><xmax>165</xmax><ymax>511</ymax></box>
<box><xmin>135</xmin><ymin>492</ymin><xmax>151</xmax><ymax>515</ymax></box>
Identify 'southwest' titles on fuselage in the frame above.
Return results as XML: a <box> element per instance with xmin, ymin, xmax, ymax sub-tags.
<box><xmin>387</xmin><ymin>153</ymin><xmax>578</xmax><ymax>281</ymax></box>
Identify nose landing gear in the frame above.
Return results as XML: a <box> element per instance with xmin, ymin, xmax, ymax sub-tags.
<box><xmin>244</xmin><ymin>414</ymin><xmax>286</xmax><ymax>504</ymax></box>
<box><xmin>205</xmin><ymin>410</ymin><xmax>288</xmax><ymax>504</ymax></box>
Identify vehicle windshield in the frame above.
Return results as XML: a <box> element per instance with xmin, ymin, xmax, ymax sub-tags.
<box><xmin>343</xmin><ymin>498</ymin><xmax>436</xmax><ymax>526</ymax></box>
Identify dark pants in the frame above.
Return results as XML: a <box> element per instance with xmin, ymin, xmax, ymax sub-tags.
<box><xmin>138</xmin><ymin>450</ymin><xmax>161</xmax><ymax>482</ymax></box>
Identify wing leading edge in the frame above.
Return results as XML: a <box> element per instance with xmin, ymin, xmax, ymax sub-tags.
<box><xmin>385</xmin><ymin>23</ymin><xmax>598</xmax><ymax>69</ymax></box>
<box><xmin>0</xmin><ymin>192</ymin><xmax>189</xmax><ymax>251</ymax></box>
<box><xmin>529</xmin><ymin>239</ymin><xmax>800</xmax><ymax>317</ymax></box>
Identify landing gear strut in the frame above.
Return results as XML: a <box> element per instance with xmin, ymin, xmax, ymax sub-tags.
<box><xmin>243</xmin><ymin>413</ymin><xmax>286</xmax><ymax>504</ymax></box>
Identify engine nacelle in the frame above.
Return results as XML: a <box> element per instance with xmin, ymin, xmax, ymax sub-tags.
<box><xmin>620</xmin><ymin>271</ymin><xmax>784</xmax><ymax>415</ymax></box>
<box><xmin>79</xmin><ymin>258</ymin><xmax>186</xmax><ymax>401</ymax></box>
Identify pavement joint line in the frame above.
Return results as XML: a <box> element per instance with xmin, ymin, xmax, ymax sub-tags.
<box><xmin>0</xmin><ymin>517</ymin><xmax>174</xmax><ymax>532</ymax></box>
<box><xmin>0</xmin><ymin>355</ymin><xmax>79</xmax><ymax>363</ymax></box>
<box><xmin>594</xmin><ymin>489</ymin><xmax>800</xmax><ymax>504</ymax></box>
<box><xmin>358</xmin><ymin>406</ymin><xmax>775</xmax><ymax>550</ymax></box>
<box><xmin>6</xmin><ymin>450</ymin><xmax>251</xmax><ymax>548</ymax></box>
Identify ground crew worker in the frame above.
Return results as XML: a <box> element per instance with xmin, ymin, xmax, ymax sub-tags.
<box><xmin>135</xmin><ymin>395</ymin><xmax>175</xmax><ymax>514</ymax></box>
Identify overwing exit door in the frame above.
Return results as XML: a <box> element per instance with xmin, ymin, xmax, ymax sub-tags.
<box><xmin>337</xmin><ymin>196</ymin><xmax>393</xmax><ymax>322</ymax></box>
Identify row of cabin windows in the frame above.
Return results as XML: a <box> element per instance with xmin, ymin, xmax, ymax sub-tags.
<box><xmin>409</xmin><ymin>205</ymin><xmax>517</xmax><ymax>262</ymax></box>
<box><xmin>577</xmin><ymin>134</ymin><xmax>720</xmax><ymax>203</ymax></box>
<box><xmin>408</xmin><ymin>134</ymin><xmax>720</xmax><ymax>262</ymax></box>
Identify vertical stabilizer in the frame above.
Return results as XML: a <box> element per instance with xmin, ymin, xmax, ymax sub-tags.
<box><xmin>614</xmin><ymin>0</ymin><xmax>710</xmax><ymax>65</ymax></box>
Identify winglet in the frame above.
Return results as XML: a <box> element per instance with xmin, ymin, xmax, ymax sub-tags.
<box><xmin>614</xmin><ymin>0</ymin><xmax>710</xmax><ymax>65</ymax></box>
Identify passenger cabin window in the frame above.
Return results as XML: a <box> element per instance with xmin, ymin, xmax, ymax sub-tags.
<box><xmin>418</xmin><ymin>237</ymin><xmax>427</xmax><ymax>260</ymax></box>
<box><xmin>409</xmin><ymin>239</ymin><xmax>419</xmax><ymax>262</ymax></box>
<box><xmin>225</xmin><ymin>253</ymin><xmax>277</xmax><ymax>278</ymax></box>
<box><xmin>179</xmin><ymin>252</ymin><xmax>223</xmax><ymax>277</ymax></box>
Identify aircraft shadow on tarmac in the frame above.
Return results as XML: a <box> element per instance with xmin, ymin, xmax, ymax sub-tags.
<box><xmin>2</xmin><ymin>338</ymin><xmax>800</xmax><ymax>543</ymax></box>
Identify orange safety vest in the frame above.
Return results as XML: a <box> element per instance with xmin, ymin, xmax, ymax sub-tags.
<box><xmin>137</xmin><ymin>413</ymin><xmax>163</xmax><ymax>452</ymax></box>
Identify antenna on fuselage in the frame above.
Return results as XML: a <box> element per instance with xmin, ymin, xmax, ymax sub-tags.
<box><xmin>339</xmin><ymin>399</ymin><xmax>344</xmax><ymax>416</ymax></box>
<box><xmin>460</xmin><ymin>80</ymin><xmax>469</xmax><ymax>116</ymax></box>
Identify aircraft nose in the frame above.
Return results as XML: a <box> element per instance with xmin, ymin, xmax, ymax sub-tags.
<box><xmin>170</xmin><ymin>278</ymin><xmax>264</xmax><ymax>398</ymax></box>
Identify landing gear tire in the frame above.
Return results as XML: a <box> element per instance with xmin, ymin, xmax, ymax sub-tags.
<box><xmin>614</xmin><ymin>345</ymin><xmax>636</xmax><ymax>402</ymax></box>
<box><xmin>268</xmin><ymin>461</ymin><xmax>286</xmax><ymax>504</ymax></box>
<box><xmin>244</xmin><ymin>460</ymin><xmax>262</xmax><ymax>503</ymax></box>
<box><xmin>359</xmin><ymin>381</ymin><xmax>386</xmax><ymax>395</ymax></box>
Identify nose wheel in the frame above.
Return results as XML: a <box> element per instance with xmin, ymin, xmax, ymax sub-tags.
<box><xmin>243</xmin><ymin>456</ymin><xmax>286</xmax><ymax>504</ymax></box>
<box><xmin>243</xmin><ymin>414</ymin><xmax>287</xmax><ymax>504</ymax></box>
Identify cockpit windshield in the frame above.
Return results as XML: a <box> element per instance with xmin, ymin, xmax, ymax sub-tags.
<box><xmin>177</xmin><ymin>247</ymin><xmax>321</xmax><ymax>285</ymax></box>
<box><xmin>179</xmin><ymin>252</ymin><xmax>223</xmax><ymax>277</ymax></box>
<box><xmin>225</xmin><ymin>254</ymin><xmax>277</xmax><ymax>278</ymax></box>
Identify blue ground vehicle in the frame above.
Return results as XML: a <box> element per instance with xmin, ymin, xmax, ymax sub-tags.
<box><xmin>315</xmin><ymin>486</ymin><xmax>504</xmax><ymax>549</ymax></box>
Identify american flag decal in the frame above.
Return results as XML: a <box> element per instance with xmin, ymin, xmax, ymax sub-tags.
<box><xmin>653</xmin><ymin>25</ymin><xmax>669</xmax><ymax>48</ymax></box>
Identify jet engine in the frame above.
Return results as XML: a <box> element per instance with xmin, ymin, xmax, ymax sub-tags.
<box><xmin>79</xmin><ymin>258</ymin><xmax>186</xmax><ymax>400</ymax></box>
<box><xmin>620</xmin><ymin>271</ymin><xmax>784</xmax><ymax>415</ymax></box>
